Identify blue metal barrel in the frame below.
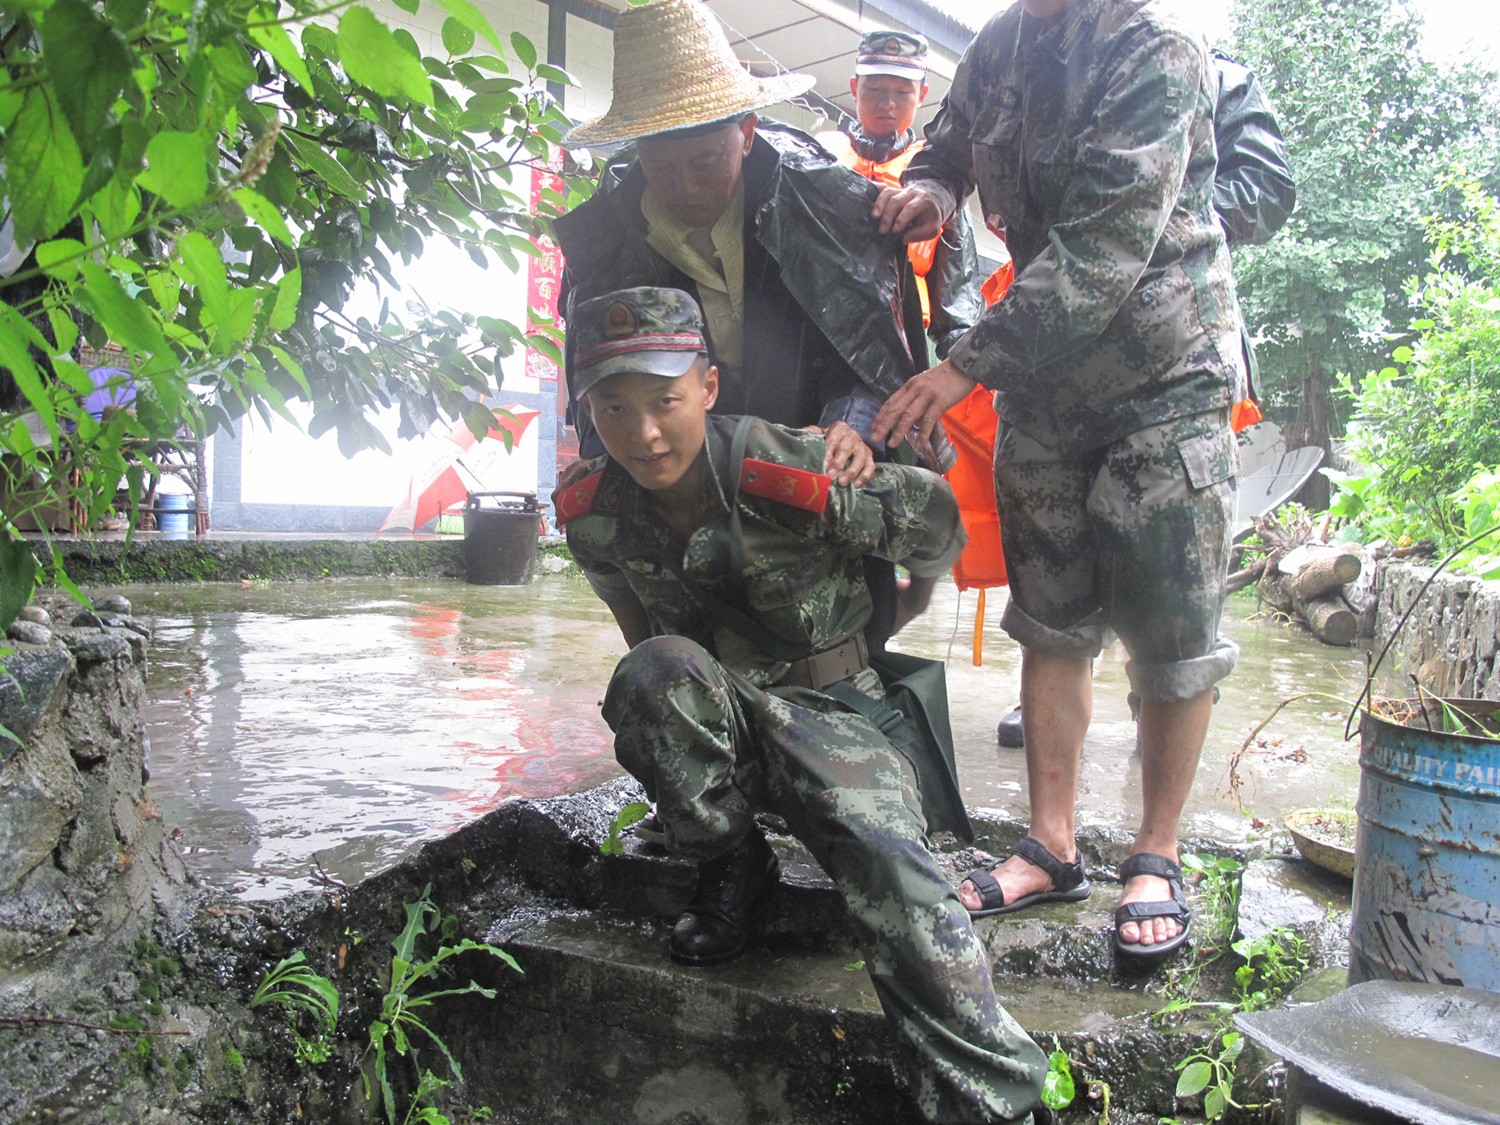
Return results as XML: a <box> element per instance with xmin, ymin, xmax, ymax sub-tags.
<box><xmin>1351</xmin><ymin>698</ymin><xmax>1500</xmax><ymax>991</ymax></box>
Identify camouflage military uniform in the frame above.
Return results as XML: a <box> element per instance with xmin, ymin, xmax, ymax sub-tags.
<box><xmin>566</xmin><ymin>414</ymin><xmax>1047</xmax><ymax>1123</ymax></box>
<box><xmin>903</xmin><ymin>0</ymin><xmax>1243</xmax><ymax>698</ymax></box>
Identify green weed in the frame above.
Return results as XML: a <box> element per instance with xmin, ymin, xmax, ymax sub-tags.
<box><xmin>249</xmin><ymin>951</ymin><xmax>339</xmax><ymax>1067</ymax></box>
<box><xmin>599</xmin><ymin>801</ymin><xmax>650</xmax><ymax>856</ymax></box>
<box><xmin>1153</xmin><ymin>856</ymin><xmax>1309</xmax><ymax>1121</ymax></box>
<box><xmin>363</xmin><ymin>885</ymin><xmax>521</xmax><ymax>1125</ymax></box>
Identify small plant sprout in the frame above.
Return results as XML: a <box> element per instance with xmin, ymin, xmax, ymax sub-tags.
<box><xmin>1173</xmin><ymin>1031</ymin><xmax>1265</xmax><ymax>1121</ymax></box>
<box><xmin>599</xmin><ymin>801</ymin><xmax>650</xmax><ymax>856</ymax></box>
<box><xmin>1041</xmin><ymin>1045</ymin><xmax>1077</xmax><ymax>1112</ymax></box>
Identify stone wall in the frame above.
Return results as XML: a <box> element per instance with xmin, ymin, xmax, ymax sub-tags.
<box><xmin>1375</xmin><ymin>561</ymin><xmax>1500</xmax><ymax>699</ymax></box>
<box><xmin>0</xmin><ymin>604</ymin><xmax>193</xmax><ymax>1119</ymax></box>
<box><xmin>50</xmin><ymin>535</ymin><xmax>466</xmax><ymax>585</ymax></box>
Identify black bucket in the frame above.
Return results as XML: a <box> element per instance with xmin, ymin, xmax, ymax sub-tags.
<box><xmin>463</xmin><ymin>491</ymin><xmax>539</xmax><ymax>585</ymax></box>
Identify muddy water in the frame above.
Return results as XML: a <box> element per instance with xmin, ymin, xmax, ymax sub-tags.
<box><xmin>128</xmin><ymin>577</ymin><xmax>1392</xmax><ymax>898</ymax></box>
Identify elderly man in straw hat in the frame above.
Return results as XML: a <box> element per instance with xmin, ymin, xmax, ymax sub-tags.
<box><xmin>555</xmin><ymin>0</ymin><xmax>948</xmax><ymax>658</ymax></box>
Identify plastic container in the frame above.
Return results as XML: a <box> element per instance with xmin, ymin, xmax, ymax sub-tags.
<box><xmin>462</xmin><ymin>491</ymin><xmax>539</xmax><ymax>585</ymax></box>
<box><xmin>157</xmin><ymin>493</ymin><xmax>194</xmax><ymax>537</ymax></box>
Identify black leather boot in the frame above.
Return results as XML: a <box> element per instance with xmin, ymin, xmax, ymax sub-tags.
<box><xmin>669</xmin><ymin>829</ymin><xmax>779</xmax><ymax>966</ymax></box>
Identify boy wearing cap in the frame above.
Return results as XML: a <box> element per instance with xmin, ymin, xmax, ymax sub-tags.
<box><xmin>557</xmin><ymin>285</ymin><xmax>1047</xmax><ymax>1124</ymax></box>
<box><xmin>817</xmin><ymin>30</ymin><xmax>982</xmax><ymax>361</ymax></box>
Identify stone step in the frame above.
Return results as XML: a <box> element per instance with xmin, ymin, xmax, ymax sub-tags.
<box><xmin>426</xmin><ymin>907</ymin><xmax>1209</xmax><ymax>1125</ymax></box>
<box><xmin>343</xmin><ymin>784</ymin><xmax>1354</xmax><ymax>1124</ymax></box>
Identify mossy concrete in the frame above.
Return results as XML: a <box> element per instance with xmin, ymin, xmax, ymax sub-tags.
<box><xmin>262</xmin><ymin>781</ymin><xmax>1353</xmax><ymax>1125</ymax></box>
<box><xmin>38</xmin><ymin>536</ymin><xmax>467</xmax><ymax>586</ymax></box>
<box><xmin>30</xmin><ymin>535</ymin><xmax>580</xmax><ymax>587</ymax></box>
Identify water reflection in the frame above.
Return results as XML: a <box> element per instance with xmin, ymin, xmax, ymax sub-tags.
<box><xmin>133</xmin><ymin>579</ymin><xmax>628</xmax><ymax>898</ymax></box>
<box><xmin>130</xmin><ymin>578</ymin><xmax>1397</xmax><ymax>898</ymax></box>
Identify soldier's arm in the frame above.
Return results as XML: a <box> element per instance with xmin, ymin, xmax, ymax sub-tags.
<box><xmin>603</xmin><ymin>592</ymin><xmax>652</xmax><ymax>649</ymax></box>
<box><xmin>925</xmin><ymin>204</ymin><xmax>983</xmax><ymax>360</ymax></box>
<box><xmin>899</xmin><ymin>72</ymin><xmax>981</xmax><ymax>227</ymax></box>
<box><xmin>738</xmin><ymin>421</ymin><xmax>963</xmax><ymax>572</ymax></box>
<box><xmin>817</xmin><ymin>460</ymin><xmax>965</xmax><ymax>576</ymax></box>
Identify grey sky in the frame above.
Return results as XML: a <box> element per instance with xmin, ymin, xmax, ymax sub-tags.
<box><xmin>923</xmin><ymin>0</ymin><xmax>1500</xmax><ymax>63</ymax></box>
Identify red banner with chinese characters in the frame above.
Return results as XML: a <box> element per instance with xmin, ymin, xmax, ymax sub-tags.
<box><xmin>526</xmin><ymin>153</ymin><xmax>565</xmax><ymax>383</ymax></box>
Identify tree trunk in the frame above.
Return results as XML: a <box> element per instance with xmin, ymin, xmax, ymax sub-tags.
<box><xmin>1288</xmin><ymin>550</ymin><xmax>1362</xmax><ymax>601</ymax></box>
<box><xmin>1301</xmin><ymin>593</ymin><xmax>1358</xmax><ymax>646</ymax></box>
<box><xmin>1227</xmin><ymin>558</ymin><xmax>1268</xmax><ymax>594</ymax></box>
<box><xmin>1285</xmin><ymin>362</ymin><xmax>1333</xmax><ymax>511</ymax></box>
<box><xmin>1259</xmin><ymin>557</ymin><xmax>1296</xmax><ymax>614</ymax></box>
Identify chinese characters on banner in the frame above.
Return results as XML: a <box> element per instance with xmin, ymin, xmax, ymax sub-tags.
<box><xmin>526</xmin><ymin>153</ymin><xmax>565</xmax><ymax>384</ymax></box>
<box><xmin>527</xmin><ymin>149</ymin><xmax>579</xmax><ymax>467</ymax></box>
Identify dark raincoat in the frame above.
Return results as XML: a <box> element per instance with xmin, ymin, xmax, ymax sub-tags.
<box><xmin>555</xmin><ymin>121</ymin><xmax>925</xmax><ymax>458</ymax></box>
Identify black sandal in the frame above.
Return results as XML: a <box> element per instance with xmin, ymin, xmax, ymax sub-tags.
<box><xmin>961</xmin><ymin>836</ymin><xmax>1091</xmax><ymax>919</ymax></box>
<box><xmin>1112</xmin><ymin>853</ymin><xmax>1192</xmax><ymax>960</ymax></box>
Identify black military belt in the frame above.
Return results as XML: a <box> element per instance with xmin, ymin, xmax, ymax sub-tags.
<box><xmin>778</xmin><ymin>633</ymin><xmax>869</xmax><ymax>691</ymax></box>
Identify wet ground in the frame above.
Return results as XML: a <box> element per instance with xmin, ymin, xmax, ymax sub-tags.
<box><xmin>125</xmin><ymin>576</ymin><xmax>1396</xmax><ymax>899</ymax></box>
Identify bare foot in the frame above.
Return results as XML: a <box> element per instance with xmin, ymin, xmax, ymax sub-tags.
<box><xmin>1116</xmin><ymin>872</ymin><xmax>1183</xmax><ymax>946</ymax></box>
<box><xmin>957</xmin><ymin>849</ymin><xmax>1068</xmax><ymax>913</ymax></box>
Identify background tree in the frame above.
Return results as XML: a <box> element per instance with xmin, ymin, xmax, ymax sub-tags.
<box><xmin>1325</xmin><ymin>172</ymin><xmax>1500</xmax><ymax>574</ymax></box>
<box><xmin>1226</xmin><ymin>0</ymin><xmax>1500</xmax><ymax>506</ymax></box>
<box><xmin>0</xmin><ymin>0</ymin><xmax>593</xmax><ymax>629</ymax></box>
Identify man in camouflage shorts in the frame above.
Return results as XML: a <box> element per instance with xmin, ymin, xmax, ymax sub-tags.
<box><xmin>558</xmin><ymin>285</ymin><xmax>1047</xmax><ymax>1123</ymax></box>
<box><xmin>868</xmin><ymin>0</ymin><xmax>1244</xmax><ymax>961</ymax></box>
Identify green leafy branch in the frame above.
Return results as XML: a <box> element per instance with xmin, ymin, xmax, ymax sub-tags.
<box><xmin>0</xmin><ymin>0</ymin><xmax>596</xmax><ymax>627</ymax></box>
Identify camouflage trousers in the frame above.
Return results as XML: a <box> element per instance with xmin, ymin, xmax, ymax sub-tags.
<box><xmin>603</xmin><ymin>636</ymin><xmax>1047</xmax><ymax>1124</ymax></box>
<box><xmin>994</xmin><ymin>409</ymin><xmax>1239</xmax><ymax>702</ymax></box>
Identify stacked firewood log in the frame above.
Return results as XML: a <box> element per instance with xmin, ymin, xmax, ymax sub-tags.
<box><xmin>1225</xmin><ymin>514</ymin><xmax>1422</xmax><ymax>645</ymax></box>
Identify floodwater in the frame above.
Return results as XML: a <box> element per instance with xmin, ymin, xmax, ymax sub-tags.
<box><xmin>127</xmin><ymin>577</ymin><xmax>1396</xmax><ymax>899</ymax></box>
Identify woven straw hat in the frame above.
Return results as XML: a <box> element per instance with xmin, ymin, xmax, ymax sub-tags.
<box><xmin>563</xmin><ymin>0</ymin><xmax>815</xmax><ymax>148</ymax></box>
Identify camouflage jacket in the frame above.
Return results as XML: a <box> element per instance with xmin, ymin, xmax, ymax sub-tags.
<box><xmin>817</xmin><ymin>124</ymin><xmax>984</xmax><ymax>360</ymax></box>
<box><xmin>563</xmin><ymin>415</ymin><xmax>964</xmax><ymax>688</ymax></box>
<box><xmin>904</xmin><ymin>0</ymin><xmax>1245</xmax><ymax>455</ymax></box>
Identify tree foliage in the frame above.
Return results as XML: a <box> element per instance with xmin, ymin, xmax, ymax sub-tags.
<box><xmin>0</xmin><ymin>0</ymin><xmax>594</xmax><ymax>627</ymax></box>
<box><xmin>1326</xmin><ymin>173</ymin><xmax>1500</xmax><ymax>573</ymax></box>
<box><xmin>1226</xmin><ymin>0</ymin><xmax>1500</xmax><ymax>499</ymax></box>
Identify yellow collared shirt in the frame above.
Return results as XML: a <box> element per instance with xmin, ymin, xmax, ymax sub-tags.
<box><xmin>642</xmin><ymin>180</ymin><xmax>745</xmax><ymax>384</ymax></box>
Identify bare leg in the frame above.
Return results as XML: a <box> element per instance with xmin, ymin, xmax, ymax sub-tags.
<box><xmin>959</xmin><ymin>648</ymin><xmax>1091</xmax><ymax>910</ymax></box>
<box><xmin>1117</xmin><ymin>687</ymin><xmax>1215</xmax><ymax>946</ymax></box>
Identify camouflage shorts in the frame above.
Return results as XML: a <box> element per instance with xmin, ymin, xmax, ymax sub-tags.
<box><xmin>994</xmin><ymin>410</ymin><xmax>1239</xmax><ymax>701</ymax></box>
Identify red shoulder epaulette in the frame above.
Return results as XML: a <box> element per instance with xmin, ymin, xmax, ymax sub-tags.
<box><xmin>740</xmin><ymin>458</ymin><xmax>831</xmax><ymax>515</ymax></box>
<box><xmin>553</xmin><ymin>469</ymin><xmax>605</xmax><ymax>526</ymax></box>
